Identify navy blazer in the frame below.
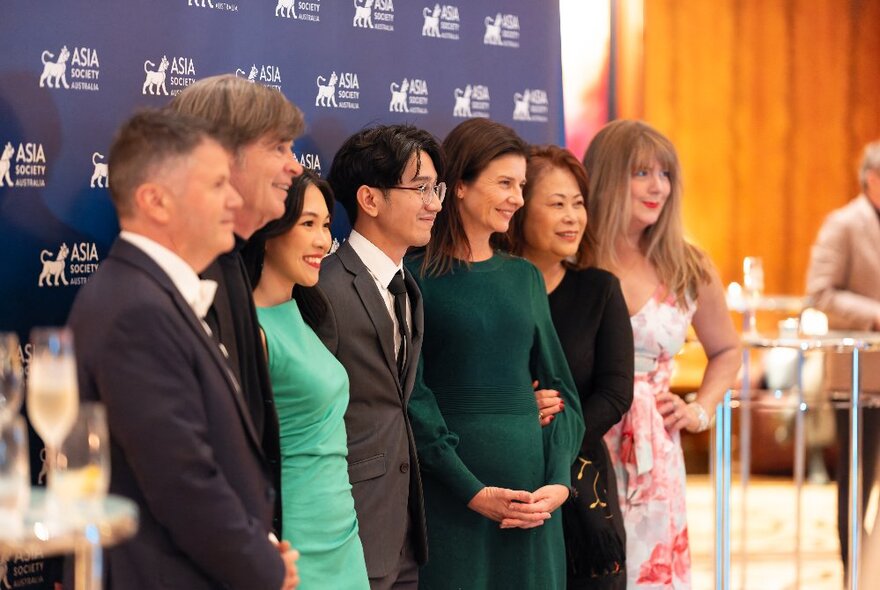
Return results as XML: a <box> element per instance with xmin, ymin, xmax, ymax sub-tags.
<box><xmin>68</xmin><ymin>239</ymin><xmax>284</xmax><ymax>590</ymax></box>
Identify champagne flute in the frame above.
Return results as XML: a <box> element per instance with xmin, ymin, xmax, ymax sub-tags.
<box><xmin>0</xmin><ymin>416</ymin><xmax>29</xmax><ymax>538</ymax></box>
<box><xmin>742</xmin><ymin>256</ymin><xmax>764</xmax><ymax>333</ymax></box>
<box><xmin>54</xmin><ymin>401</ymin><xmax>110</xmax><ymax>507</ymax></box>
<box><xmin>742</xmin><ymin>256</ymin><xmax>765</xmax><ymax>300</ymax></box>
<box><xmin>0</xmin><ymin>332</ymin><xmax>24</xmax><ymax>426</ymax></box>
<box><xmin>26</xmin><ymin>327</ymin><xmax>79</xmax><ymax>493</ymax></box>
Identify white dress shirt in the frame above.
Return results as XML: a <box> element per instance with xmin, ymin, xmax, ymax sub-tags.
<box><xmin>346</xmin><ymin>230</ymin><xmax>410</xmax><ymax>357</ymax></box>
<box><xmin>119</xmin><ymin>231</ymin><xmax>217</xmax><ymax>321</ymax></box>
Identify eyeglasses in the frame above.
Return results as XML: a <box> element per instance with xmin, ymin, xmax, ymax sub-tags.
<box><xmin>388</xmin><ymin>182</ymin><xmax>447</xmax><ymax>206</ymax></box>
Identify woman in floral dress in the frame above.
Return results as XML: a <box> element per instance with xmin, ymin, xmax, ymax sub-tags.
<box><xmin>582</xmin><ymin>120</ymin><xmax>741</xmax><ymax>589</ymax></box>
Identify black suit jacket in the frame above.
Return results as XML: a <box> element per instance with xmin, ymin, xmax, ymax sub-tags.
<box><xmin>68</xmin><ymin>239</ymin><xmax>284</xmax><ymax>590</ymax></box>
<box><xmin>315</xmin><ymin>240</ymin><xmax>428</xmax><ymax>578</ymax></box>
<box><xmin>201</xmin><ymin>237</ymin><xmax>282</xmax><ymax>531</ymax></box>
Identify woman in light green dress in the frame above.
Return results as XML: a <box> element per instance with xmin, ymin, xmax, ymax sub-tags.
<box><xmin>242</xmin><ymin>170</ymin><xmax>369</xmax><ymax>590</ymax></box>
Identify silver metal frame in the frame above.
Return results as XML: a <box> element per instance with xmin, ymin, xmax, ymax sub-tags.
<box><xmin>713</xmin><ymin>333</ymin><xmax>880</xmax><ymax>590</ymax></box>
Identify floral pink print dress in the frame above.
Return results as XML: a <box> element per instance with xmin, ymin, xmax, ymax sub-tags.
<box><xmin>604</xmin><ymin>286</ymin><xmax>697</xmax><ymax>589</ymax></box>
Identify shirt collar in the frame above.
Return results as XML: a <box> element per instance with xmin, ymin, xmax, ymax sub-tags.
<box><xmin>119</xmin><ymin>230</ymin><xmax>217</xmax><ymax>318</ymax></box>
<box><xmin>346</xmin><ymin>230</ymin><xmax>404</xmax><ymax>288</ymax></box>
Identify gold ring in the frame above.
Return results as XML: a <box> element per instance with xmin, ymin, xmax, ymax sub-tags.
<box><xmin>539</xmin><ymin>411</ymin><xmax>544</xmax><ymax>419</ymax></box>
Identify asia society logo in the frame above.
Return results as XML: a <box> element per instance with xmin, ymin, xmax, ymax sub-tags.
<box><xmin>189</xmin><ymin>0</ymin><xmax>239</xmax><ymax>12</ymax></box>
<box><xmin>276</xmin><ymin>0</ymin><xmax>321</xmax><ymax>21</ymax></box>
<box><xmin>38</xmin><ymin>45</ymin><xmax>100</xmax><ymax>91</ymax></box>
<box><xmin>294</xmin><ymin>152</ymin><xmax>322</xmax><ymax>176</ymax></box>
<box><xmin>452</xmin><ymin>84</ymin><xmax>490</xmax><ymax>119</ymax></box>
<box><xmin>353</xmin><ymin>0</ymin><xmax>394</xmax><ymax>32</ymax></box>
<box><xmin>512</xmin><ymin>89</ymin><xmax>549</xmax><ymax>122</ymax></box>
<box><xmin>315</xmin><ymin>71</ymin><xmax>360</xmax><ymax>110</ymax></box>
<box><xmin>389</xmin><ymin>78</ymin><xmax>428</xmax><ymax>115</ymax></box>
<box><xmin>421</xmin><ymin>4</ymin><xmax>460</xmax><ymax>40</ymax></box>
<box><xmin>90</xmin><ymin>152</ymin><xmax>108</xmax><ymax>188</ymax></box>
<box><xmin>235</xmin><ymin>64</ymin><xmax>283</xmax><ymax>91</ymax></box>
<box><xmin>483</xmin><ymin>13</ymin><xmax>520</xmax><ymax>48</ymax></box>
<box><xmin>38</xmin><ymin>242</ymin><xmax>100</xmax><ymax>288</ymax></box>
<box><xmin>142</xmin><ymin>55</ymin><xmax>197</xmax><ymax>96</ymax></box>
<box><xmin>0</xmin><ymin>141</ymin><xmax>47</xmax><ymax>188</ymax></box>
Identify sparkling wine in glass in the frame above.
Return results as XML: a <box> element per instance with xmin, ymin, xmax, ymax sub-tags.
<box><xmin>0</xmin><ymin>332</ymin><xmax>24</xmax><ymax>426</ymax></box>
<box><xmin>54</xmin><ymin>401</ymin><xmax>110</xmax><ymax>505</ymax></box>
<box><xmin>26</xmin><ymin>327</ymin><xmax>79</xmax><ymax>491</ymax></box>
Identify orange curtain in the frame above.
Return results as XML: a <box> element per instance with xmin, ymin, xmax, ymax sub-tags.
<box><xmin>617</xmin><ymin>0</ymin><xmax>880</xmax><ymax>294</ymax></box>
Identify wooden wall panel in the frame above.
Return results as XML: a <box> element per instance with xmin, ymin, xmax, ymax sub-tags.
<box><xmin>625</xmin><ymin>0</ymin><xmax>880</xmax><ymax>295</ymax></box>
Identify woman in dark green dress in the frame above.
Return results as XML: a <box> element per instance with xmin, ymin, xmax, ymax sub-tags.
<box><xmin>407</xmin><ymin>119</ymin><xmax>585</xmax><ymax>589</ymax></box>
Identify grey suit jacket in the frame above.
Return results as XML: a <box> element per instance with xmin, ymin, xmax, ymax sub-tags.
<box><xmin>68</xmin><ymin>239</ymin><xmax>284</xmax><ymax>590</ymax></box>
<box><xmin>315</xmin><ymin>240</ymin><xmax>428</xmax><ymax>578</ymax></box>
<box><xmin>806</xmin><ymin>194</ymin><xmax>880</xmax><ymax>330</ymax></box>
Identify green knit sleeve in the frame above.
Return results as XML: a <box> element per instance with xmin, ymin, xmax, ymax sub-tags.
<box><xmin>527</xmin><ymin>263</ymin><xmax>585</xmax><ymax>487</ymax></box>
<box><xmin>408</xmin><ymin>354</ymin><xmax>485</xmax><ymax>503</ymax></box>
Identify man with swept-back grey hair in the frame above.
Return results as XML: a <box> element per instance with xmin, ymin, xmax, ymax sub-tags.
<box><xmin>806</xmin><ymin>139</ymin><xmax>880</xmax><ymax>570</ymax></box>
<box><xmin>169</xmin><ymin>74</ymin><xmax>305</xmax><ymax>535</ymax></box>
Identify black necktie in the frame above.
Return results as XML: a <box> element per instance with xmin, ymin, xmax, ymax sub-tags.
<box><xmin>388</xmin><ymin>271</ymin><xmax>409</xmax><ymax>379</ymax></box>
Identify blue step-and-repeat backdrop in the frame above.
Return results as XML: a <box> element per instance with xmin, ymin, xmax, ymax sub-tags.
<box><xmin>0</xmin><ymin>1</ymin><xmax>564</xmax><ymax>587</ymax></box>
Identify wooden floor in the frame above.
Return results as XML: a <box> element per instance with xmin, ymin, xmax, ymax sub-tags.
<box><xmin>687</xmin><ymin>475</ymin><xmax>844</xmax><ymax>589</ymax></box>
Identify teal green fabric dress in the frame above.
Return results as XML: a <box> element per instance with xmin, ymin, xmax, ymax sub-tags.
<box><xmin>258</xmin><ymin>299</ymin><xmax>369</xmax><ymax>590</ymax></box>
<box><xmin>406</xmin><ymin>253</ymin><xmax>585</xmax><ymax>590</ymax></box>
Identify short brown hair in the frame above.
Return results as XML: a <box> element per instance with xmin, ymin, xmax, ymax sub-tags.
<box><xmin>108</xmin><ymin>108</ymin><xmax>220</xmax><ymax>218</ymax></box>
<box><xmin>169</xmin><ymin>74</ymin><xmax>305</xmax><ymax>151</ymax></box>
<box><xmin>505</xmin><ymin>144</ymin><xmax>591</xmax><ymax>269</ymax></box>
<box><xmin>422</xmin><ymin>118</ymin><xmax>527</xmax><ymax>276</ymax></box>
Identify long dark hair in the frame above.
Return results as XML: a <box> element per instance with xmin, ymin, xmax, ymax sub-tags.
<box><xmin>421</xmin><ymin>118</ymin><xmax>528</xmax><ymax>276</ymax></box>
<box><xmin>241</xmin><ymin>169</ymin><xmax>335</xmax><ymax>328</ymax></box>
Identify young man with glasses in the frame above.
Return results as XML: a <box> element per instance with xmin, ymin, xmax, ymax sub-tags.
<box><xmin>316</xmin><ymin>125</ymin><xmax>444</xmax><ymax>590</ymax></box>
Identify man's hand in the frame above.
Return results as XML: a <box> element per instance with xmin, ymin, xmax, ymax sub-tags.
<box><xmin>467</xmin><ymin>486</ymin><xmax>550</xmax><ymax>529</ymax></box>
<box><xmin>275</xmin><ymin>539</ymin><xmax>300</xmax><ymax>590</ymax></box>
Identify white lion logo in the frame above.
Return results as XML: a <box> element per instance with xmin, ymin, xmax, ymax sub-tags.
<box><xmin>235</xmin><ymin>65</ymin><xmax>258</xmax><ymax>83</ymax></box>
<box><xmin>389</xmin><ymin>79</ymin><xmax>409</xmax><ymax>112</ymax></box>
<box><xmin>275</xmin><ymin>0</ymin><xmax>297</xmax><ymax>18</ymax></box>
<box><xmin>188</xmin><ymin>0</ymin><xmax>214</xmax><ymax>7</ymax></box>
<box><xmin>90</xmin><ymin>152</ymin><xmax>108</xmax><ymax>188</ymax></box>
<box><xmin>0</xmin><ymin>142</ymin><xmax>14</xmax><ymax>187</ymax></box>
<box><xmin>353</xmin><ymin>0</ymin><xmax>374</xmax><ymax>28</ymax></box>
<box><xmin>513</xmin><ymin>90</ymin><xmax>531</xmax><ymax>121</ymax></box>
<box><xmin>422</xmin><ymin>4</ymin><xmax>441</xmax><ymax>37</ymax></box>
<box><xmin>39</xmin><ymin>46</ymin><xmax>71</xmax><ymax>88</ymax></box>
<box><xmin>143</xmin><ymin>56</ymin><xmax>170</xmax><ymax>95</ymax></box>
<box><xmin>38</xmin><ymin>243</ymin><xmax>69</xmax><ymax>287</ymax></box>
<box><xmin>483</xmin><ymin>13</ymin><xmax>503</xmax><ymax>45</ymax></box>
<box><xmin>453</xmin><ymin>85</ymin><xmax>473</xmax><ymax>118</ymax></box>
<box><xmin>315</xmin><ymin>73</ymin><xmax>338</xmax><ymax>107</ymax></box>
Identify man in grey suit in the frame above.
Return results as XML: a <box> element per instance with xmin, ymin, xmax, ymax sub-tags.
<box><xmin>316</xmin><ymin>125</ymin><xmax>444</xmax><ymax>590</ymax></box>
<box><xmin>68</xmin><ymin>110</ymin><xmax>299</xmax><ymax>590</ymax></box>
<box><xmin>806</xmin><ymin>139</ymin><xmax>880</xmax><ymax>567</ymax></box>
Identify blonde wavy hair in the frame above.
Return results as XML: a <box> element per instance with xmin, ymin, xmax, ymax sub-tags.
<box><xmin>582</xmin><ymin>119</ymin><xmax>709</xmax><ymax>306</ymax></box>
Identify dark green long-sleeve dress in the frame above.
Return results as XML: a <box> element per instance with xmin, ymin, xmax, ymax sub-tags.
<box><xmin>406</xmin><ymin>253</ymin><xmax>585</xmax><ymax>590</ymax></box>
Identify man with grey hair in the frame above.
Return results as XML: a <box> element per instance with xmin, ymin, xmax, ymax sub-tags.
<box><xmin>806</xmin><ymin>139</ymin><xmax>880</xmax><ymax>568</ymax></box>
<box><xmin>169</xmin><ymin>75</ymin><xmax>305</xmax><ymax>534</ymax></box>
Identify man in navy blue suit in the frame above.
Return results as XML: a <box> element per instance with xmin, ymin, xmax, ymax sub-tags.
<box><xmin>68</xmin><ymin>110</ymin><xmax>299</xmax><ymax>590</ymax></box>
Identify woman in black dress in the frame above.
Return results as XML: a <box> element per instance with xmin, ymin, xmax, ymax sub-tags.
<box><xmin>506</xmin><ymin>144</ymin><xmax>634</xmax><ymax>589</ymax></box>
